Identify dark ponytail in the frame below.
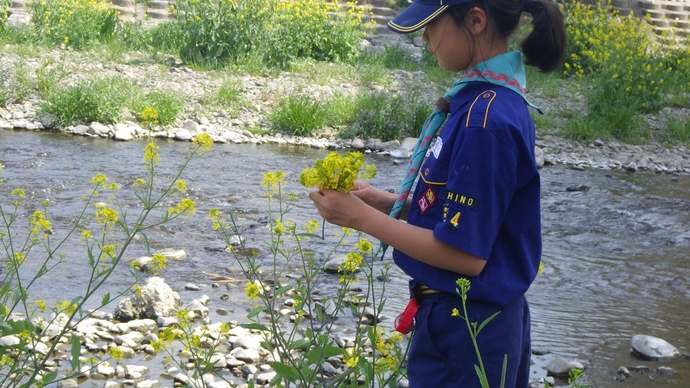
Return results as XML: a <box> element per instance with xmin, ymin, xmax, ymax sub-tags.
<box><xmin>521</xmin><ymin>0</ymin><xmax>566</xmax><ymax>73</ymax></box>
<box><xmin>449</xmin><ymin>0</ymin><xmax>566</xmax><ymax>73</ymax></box>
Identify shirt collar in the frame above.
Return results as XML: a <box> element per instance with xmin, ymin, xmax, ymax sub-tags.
<box><xmin>446</xmin><ymin>51</ymin><xmax>541</xmax><ymax>113</ymax></box>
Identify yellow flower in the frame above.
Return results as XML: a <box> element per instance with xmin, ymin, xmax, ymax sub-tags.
<box><xmin>273</xmin><ymin>219</ymin><xmax>285</xmax><ymax>234</ymax></box>
<box><xmin>143</xmin><ymin>142</ymin><xmax>161</xmax><ymax>164</ymax></box>
<box><xmin>305</xmin><ymin>219</ymin><xmax>319</xmax><ymax>233</ymax></box>
<box><xmin>91</xmin><ymin>174</ymin><xmax>107</xmax><ymax>187</ymax></box>
<box><xmin>244</xmin><ymin>281</ymin><xmax>261</xmax><ymax>299</ymax></box>
<box><xmin>299</xmin><ymin>151</ymin><xmax>376</xmax><ymax>192</ymax></box>
<box><xmin>355</xmin><ymin>238</ymin><xmax>373</xmax><ymax>254</ymax></box>
<box><xmin>193</xmin><ymin>133</ymin><xmax>213</xmax><ymax>153</ymax></box>
<box><xmin>11</xmin><ymin>188</ymin><xmax>24</xmax><ymax>198</ymax></box>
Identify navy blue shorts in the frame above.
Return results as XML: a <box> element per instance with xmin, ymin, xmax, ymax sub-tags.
<box><xmin>407</xmin><ymin>292</ymin><xmax>531</xmax><ymax>388</ymax></box>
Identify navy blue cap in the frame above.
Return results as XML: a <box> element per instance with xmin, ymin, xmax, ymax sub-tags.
<box><xmin>388</xmin><ymin>0</ymin><xmax>474</xmax><ymax>34</ymax></box>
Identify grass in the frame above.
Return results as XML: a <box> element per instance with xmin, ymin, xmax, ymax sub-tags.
<box><xmin>0</xmin><ymin>1</ymin><xmax>689</xmax><ymax>146</ymax></box>
<box><xmin>269</xmin><ymin>95</ymin><xmax>328</xmax><ymax>137</ymax></box>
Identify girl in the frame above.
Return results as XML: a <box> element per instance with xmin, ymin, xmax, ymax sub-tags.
<box><xmin>309</xmin><ymin>0</ymin><xmax>566</xmax><ymax>386</ymax></box>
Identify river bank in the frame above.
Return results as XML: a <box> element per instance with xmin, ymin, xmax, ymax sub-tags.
<box><xmin>0</xmin><ymin>45</ymin><xmax>689</xmax><ymax>175</ymax></box>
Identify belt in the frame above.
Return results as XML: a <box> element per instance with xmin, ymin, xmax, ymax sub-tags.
<box><xmin>394</xmin><ymin>284</ymin><xmax>441</xmax><ymax>334</ymax></box>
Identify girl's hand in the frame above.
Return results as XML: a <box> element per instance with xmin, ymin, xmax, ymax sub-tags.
<box><xmin>308</xmin><ymin>189</ymin><xmax>371</xmax><ymax>230</ymax></box>
<box><xmin>350</xmin><ymin>180</ymin><xmax>396</xmax><ymax>214</ymax></box>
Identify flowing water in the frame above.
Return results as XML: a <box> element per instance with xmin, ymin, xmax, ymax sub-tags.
<box><xmin>1</xmin><ymin>130</ymin><xmax>689</xmax><ymax>387</ymax></box>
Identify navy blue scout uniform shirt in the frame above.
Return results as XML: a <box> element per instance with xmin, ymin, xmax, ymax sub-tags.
<box><xmin>393</xmin><ymin>81</ymin><xmax>541</xmax><ymax>307</ymax></box>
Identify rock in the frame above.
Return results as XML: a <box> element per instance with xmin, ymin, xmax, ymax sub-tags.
<box><xmin>113</xmin><ymin>123</ymin><xmax>134</xmax><ymax>140</ymax></box>
<box><xmin>40</xmin><ymin>113</ymin><xmax>59</xmax><ymax>130</ymax></box>
<box><xmin>631</xmin><ymin>334</ymin><xmax>680</xmax><ymax>361</ymax></box>
<box><xmin>184</xmin><ymin>283</ymin><xmax>201</xmax><ymax>291</ymax></box>
<box><xmin>657</xmin><ymin>366</ymin><xmax>675</xmax><ymax>375</ymax></box>
<box><xmin>156</xmin><ymin>248</ymin><xmax>187</xmax><ymax>260</ymax></box>
<box><xmin>174</xmin><ymin>128</ymin><xmax>193</xmax><ymax>141</ymax></box>
<box><xmin>126</xmin><ymin>318</ymin><xmax>157</xmax><ymax>333</ymax></box>
<box><xmin>185</xmin><ymin>298</ymin><xmax>210</xmax><ymax>318</ymax></box>
<box><xmin>546</xmin><ymin>355</ymin><xmax>584</xmax><ymax>377</ymax></box>
<box><xmin>71</xmin><ymin>124</ymin><xmax>90</xmax><ymax>135</ymax></box>
<box><xmin>535</xmin><ymin>146</ymin><xmax>544</xmax><ymax>168</ymax></box>
<box><xmin>88</xmin><ymin>122</ymin><xmax>111</xmax><ymax>136</ymax></box>
<box><xmin>114</xmin><ymin>277</ymin><xmax>181</xmax><ymax>321</ymax></box>
<box><xmin>57</xmin><ymin>378</ymin><xmax>79</xmax><ymax>388</ymax></box>
<box><xmin>231</xmin><ymin>347</ymin><xmax>261</xmax><ymax>363</ymax></box>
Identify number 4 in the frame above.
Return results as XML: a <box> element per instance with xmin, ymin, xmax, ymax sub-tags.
<box><xmin>449</xmin><ymin>211</ymin><xmax>461</xmax><ymax>227</ymax></box>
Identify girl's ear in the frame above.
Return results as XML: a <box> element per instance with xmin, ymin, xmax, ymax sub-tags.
<box><xmin>466</xmin><ymin>6</ymin><xmax>488</xmax><ymax>35</ymax></box>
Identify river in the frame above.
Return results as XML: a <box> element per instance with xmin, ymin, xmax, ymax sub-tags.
<box><xmin>1</xmin><ymin>130</ymin><xmax>689</xmax><ymax>387</ymax></box>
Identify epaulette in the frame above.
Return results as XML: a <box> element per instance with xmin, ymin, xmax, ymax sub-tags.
<box><xmin>465</xmin><ymin>90</ymin><xmax>497</xmax><ymax>129</ymax></box>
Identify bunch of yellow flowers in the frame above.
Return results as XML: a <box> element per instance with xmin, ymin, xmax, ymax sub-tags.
<box><xmin>299</xmin><ymin>151</ymin><xmax>376</xmax><ymax>192</ymax></box>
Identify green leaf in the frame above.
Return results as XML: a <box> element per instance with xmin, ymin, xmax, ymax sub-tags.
<box><xmin>288</xmin><ymin>339</ymin><xmax>311</xmax><ymax>350</ymax></box>
<box><xmin>42</xmin><ymin>370</ymin><xmax>58</xmax><ymax>385</ymax></box>
<box><xmin>240</xmin><ymin>323</ymin><xmax>269</xmax><ymax>332</ymax></box>
<box><xmin>272</xmin><ymin>361</ymin><xmax>300</xmax><ymax>383</ymax></box>
<box><xmin>500</xmin><ymin>354</ymin><xmax>508</xmax><ymax>388</ymax></box>
<box><xmin>70</xmin><ymin>334</ymin><xmax>81</xmax><ymax>371</ymax></box>
<box><xmin>274</xmin><ymin>284</ymin><xmax>293</xmax><ymax>296</ymax></box>
<box><xmin>475</xmin><ymin>364</ymin><xmax>490</xmax><ymax>388</ymax></box>
<box><xmin>246</xmin><ymin>305</ymin><xmax>267</xmax><ymax>320</ymax></box>
<box><xmin>305</xmin><ymin>345</ymin><xmax>344</xmax><ymax>364</ymax></box>
<box><xmin>476</xmin><ymin>311</ymin><xmax>500</xmax><ymax>336</ymax></box>
<box><xmin>101</xmin><ymin>293</ymin><xmax>110</xmax><ymax>306</ymax></box>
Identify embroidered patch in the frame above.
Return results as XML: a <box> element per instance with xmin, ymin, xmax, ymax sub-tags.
<box><xmin>443</xmin><ymin>189</ymin><xmax>477</xmax><ymax>209</ymax></box>
<box><xmin>447</xmin><ymin>210</ymin><xmax>462</xmax><ymax>228</ymax></box>
<box><xmin>417</xmin><ymin>187</ymin><xmax>437</xmax><ymax>215</ymax></box>
<box><xmin>430</xmin><ymin>137</ymin><xmax>443</xmax><ymax>159</ymax></box>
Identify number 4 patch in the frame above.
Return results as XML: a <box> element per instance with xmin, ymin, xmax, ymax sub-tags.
<box><xmin>447</xmin><ymin>210</ymin><xmax>462</xmax><ymax>228</ymax></box>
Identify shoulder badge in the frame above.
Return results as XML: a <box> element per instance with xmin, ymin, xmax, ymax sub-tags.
<box><xmin>465</xmin><ymin>90</ymin><xmax>497</xmax><ymax>129</ymax></box>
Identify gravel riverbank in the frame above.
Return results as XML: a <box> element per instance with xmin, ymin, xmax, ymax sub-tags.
<box><xmin>0</xmin><ymin>45</ymin><xmax>689</xmax><ymax>176</ymax></box>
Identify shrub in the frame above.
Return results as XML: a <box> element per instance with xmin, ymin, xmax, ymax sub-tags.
<box><xmin>27</xmin><ymin>0</ymin><xmax>119</xmax><ymax>50</ymax></box>
<box><xmin>0</xmin><ymin>0</ymin><xmax>9</xmax><ymax>31</ymax></box>
<box><xmin>133</xmin><ymin>89</ymin><xmax>185</xmax><ymax>127</ymax></box>
<box><xmin>345</xmin><ymin>90</ymin><xmax>431</xmax><ymax>141</ymax></box>
<box><xmin>172</xmin><ymin>0</ymin><xmax>369</xmax><ymax>68</ymax></box>
<box><xmin>39</xmin><ymin>76</ymin><xmax>134</xmax><ymax>127</ymax></box>
<box><xmin>269</xmin><ymin>95</ymin><xmax>328</xmax><ymax>136</ymax></box>
<box><xmin>117</xmin><ymin>20</ymin><xmax>186</xmax><ymax>55</ymax></box>
<box><xmin>0</xmin><ymin>60</ymin><xmax>36</xmax><ymax>106</ymax></box>
<box><xmin>173</xmin><ymin>0</ymin><xmax>265</xmax><ymax>66</ymax></box>
<box><xmin>262</xmin><ymin>0</ymin><xmax>369</xmax><ymax>68</ymax></box>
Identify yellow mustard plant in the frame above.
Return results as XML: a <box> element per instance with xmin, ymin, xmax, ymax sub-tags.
<box><xmin>107</xmin><ymin>348</ymin><xmax>123</xmax><ymax>363</ymax></box>
<box><xmin>28</xmin><ymin>210</ymin><xmax>51</xmax><ymax>237</ymax></box>
<box><xmin>94</xmin><ymin>203</ymin><xmax>118</xmax><ymax>227</ymax></box>
<box><xmin>355</xmin><ymin>238</ymin><xmax>373</xmax><ymax>254</ymax></box>
<box><xmin>273</xmin><ymin>219</ymin><xmax>286</xmax><ymax>234</ymax></box>
<box><xmin>143</xmin><ymin>142</ymin><xmax>161</xmax><ymax>165</ymax></box>
<box><xmin>305</xmin><ymin>219</ymin><xmax>319</xmax><ymax>234</ymax></box>
<box><xmin>208</xmin><ymin>209</ymin><xmax>224</xmax><ymax>231</ymax></box>
<box><xmin>192</xmin><ymin>133</ymin><xmax>213</xmax><ymax>154</ymax></box>
<box><xmin>300</xmin><ymin>151</ymin><xmax>376</xmax><ymax>192</ymax></box>
<box><xmin>244</xmin><ymin>281</ymin><xmax>261</xmax><ymax>300</ymax></box>
<box><xmin>139</xmin><ymin>106</ymin><xmax>159</xmax><ymax>126</ymax></box>
<box><xmin>11</xmin><ymin>188</ymin><xmax>25</xmax><ymax>199</ymax></box>
<box><xmin>168</xmin><ymin>198</ymin><xmax>196</xmax><ymax>218</ymax></box>
<box><xmin>261</xmin><ymin>170</ymin><xmax>285</xmax><ymax>196</ymax></box>
<box><xmin>12</xmin><ymin>252</ymin><xmax>26</xmax><ymax>265</ymax></box>
<box><xmin>56</xmin><ymin>300</ymin><xmax>77</xmax><ymax>315</ymax></box>
<box><xmin>372</xmin><ymin>327</ymin><xmax>403</xmax><ymax>372</ymax></box>
<box><xmin>344</xmin><ymin>348</ymin><xmax>359</xmax><ymax>368</ymax></box>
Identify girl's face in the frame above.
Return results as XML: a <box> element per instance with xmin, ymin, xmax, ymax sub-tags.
<box><xmin>422</xmin><ymin>12</ymin><xmax>473</xmax><ymax>73</ymax></box>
